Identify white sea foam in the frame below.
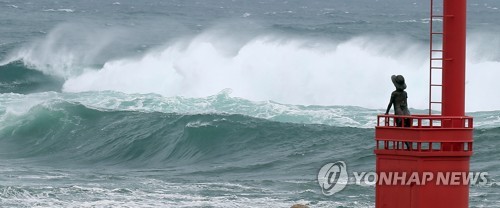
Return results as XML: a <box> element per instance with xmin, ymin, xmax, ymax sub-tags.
<box><xmin>0</xmin><ymin>23</ymin><xmax>129</xmax><ymax>78</ymax></box>
<box><xmin>61</xmin><ymin>34</ymin><xmax>430</xmax><ymax>111</ymax></box>
<box><xmin>43</xmin><ymin>9</ymin><xmax>75</xmax><ymax>13</ymax></box>
<box><xmin>0</xmin><ymin>91</ymin><xmax>379</xmax><ymax>128</ymax></box>
<box><xmin>2</xmin><ymin>25</ymin><xmax>500</xmax><ymax>112</ymax></box>
<box><xmin>0</xmin><ymin>91</ymin><xmax>497</xmax><ymax>129</ymax></box>
<box><xmin>0</xmin><ymin>178</ymin><xmax>372</xmax><ymax>208</ymax></box>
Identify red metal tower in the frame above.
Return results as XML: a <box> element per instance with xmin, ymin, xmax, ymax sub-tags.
<box><xmin>374</xmin><ymin>0</ymin><xmax>473</xmax><ymax>207</ymax></box>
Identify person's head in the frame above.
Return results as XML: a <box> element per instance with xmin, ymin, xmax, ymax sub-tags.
<box><xmin>391</xmin><ymin>75</ymin><xmax>407</xmax><ymax>91</ymax></box>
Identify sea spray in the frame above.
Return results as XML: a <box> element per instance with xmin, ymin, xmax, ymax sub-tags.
<box><xmin>61</xmin><ymin>34</ymin><xmax>430</xmax><ymax>109</ymax></box>
<box><xmin>3</xmin><ymin>26</ymin><xmax>500</xmax><ymax>111</ymax></box>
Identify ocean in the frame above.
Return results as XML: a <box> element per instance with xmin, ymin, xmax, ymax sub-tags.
<box><xmin>0</xmin><ymin>0</ymin><xmax>499</xmax><ymax>207</ymax></box>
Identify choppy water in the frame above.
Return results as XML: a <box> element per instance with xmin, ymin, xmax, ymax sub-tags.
<box><xmin>1</xmin><ymin>0</ymin><xmax>500</xmax><ymax>207</ymax></box>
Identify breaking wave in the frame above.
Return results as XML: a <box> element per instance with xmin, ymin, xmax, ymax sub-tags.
<box><xmin>1</xmin><ymin>24</ymin><xmax>500</xmax><ymax>111</ymax></box>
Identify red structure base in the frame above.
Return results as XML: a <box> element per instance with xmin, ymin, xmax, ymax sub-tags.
<box><xmin>375</xmin><ymin>115</ymin><xmax>473</xmax><ymax>208</ymax></box>
<box><xmin>376</xmin><ymin>153</ymin><xmax>470</xmax><ymax>208</ymax></box>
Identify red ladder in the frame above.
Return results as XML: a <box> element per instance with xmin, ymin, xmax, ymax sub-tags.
<box><xmin>429</xmin><ymin>0</ymin><xmax>444</xmax><ymax>115</ymax></box>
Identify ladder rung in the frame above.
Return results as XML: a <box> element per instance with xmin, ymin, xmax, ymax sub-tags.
<box><xmin>429</xmin><ymin>2</ymin><xmax>445</xmax><ymax>114</ymax></box>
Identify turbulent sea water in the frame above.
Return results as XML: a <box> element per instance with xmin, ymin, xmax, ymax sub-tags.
<box><xmin>1</xmin><ymin>0</ymin><xmax>500</xmax><ymax>207</ymax></box>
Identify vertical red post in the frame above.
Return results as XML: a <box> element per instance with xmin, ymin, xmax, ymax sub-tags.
<box><xmin>442</xmin><ymin>0</ymin><xmax>467</xmax><ymax>151</ymax></box>
<box><xmin>442</xmin><ymin>0</ymin><xmax>466</xmax><ymax>117</ymax></box>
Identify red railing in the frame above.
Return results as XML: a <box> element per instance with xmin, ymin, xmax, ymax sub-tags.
<box><xmin>375</xmin><ymin>114</ymin><xmax>473</xmax><ymax>153</ymax></box>
<box><xmin>376</xmin><ymin>114</ymin><xmax>473</xmax><ymax>129</ymax></box>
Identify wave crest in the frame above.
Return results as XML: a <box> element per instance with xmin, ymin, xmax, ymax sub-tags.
<box><xmin>2</xmin><ymin>24</ymin><xmax>500</xmax><ymax>111</ymax></box>
<box><xmin>0</xmin><ymin>101</ymin><xmax>372</xmax><ymax>169</ymax></box>
<box><xmin>62</xmin><ymin>34</ymin><xmax>431</xmax><ymax>110</ymax></box>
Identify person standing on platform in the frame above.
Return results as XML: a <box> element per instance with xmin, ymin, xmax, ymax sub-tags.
<box><xmin>385</xmin><ymin>74</ymin><xmax>411</xmax><ymax>127</ymax></box>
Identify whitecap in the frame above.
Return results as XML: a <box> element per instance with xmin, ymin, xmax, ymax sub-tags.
<box><xmin>43</xmin><ymin>9</ymin><xmax>75</xmax><ymax>13</ymax></box>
